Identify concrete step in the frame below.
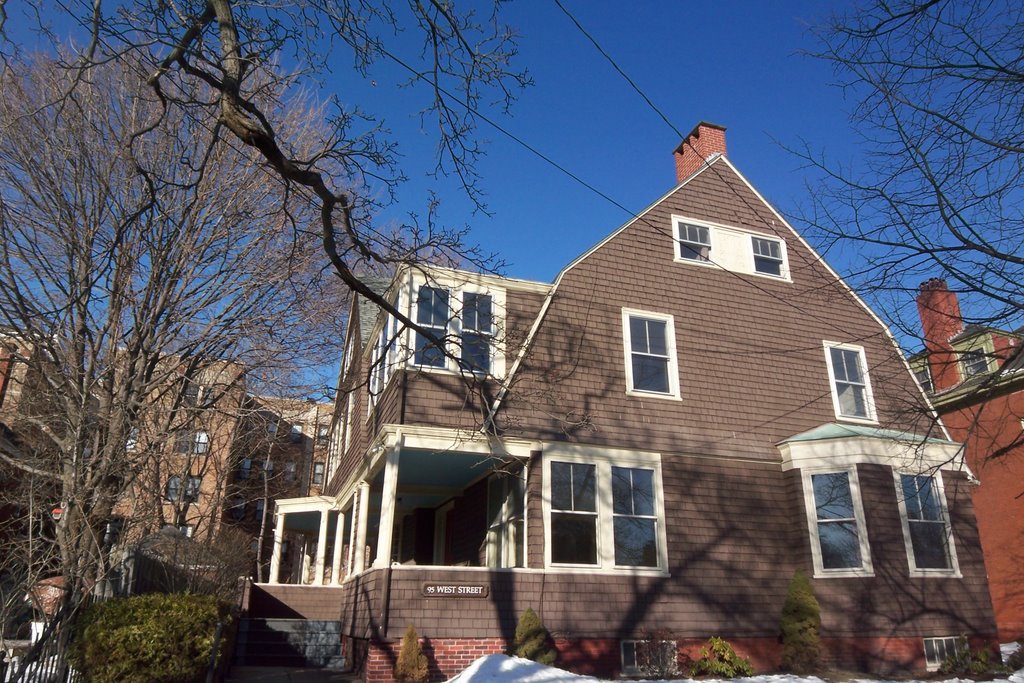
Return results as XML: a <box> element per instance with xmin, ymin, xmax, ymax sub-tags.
<box><xmin>225</xmin><ymin>665</ymin><xmax>359</xmax><ymax>682</ymax></box>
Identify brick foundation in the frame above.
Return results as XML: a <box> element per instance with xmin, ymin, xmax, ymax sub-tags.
<box><xmin>360</xmin><ymin>634</ymin><xmax>999</xmax><ymax>683</ymax></box>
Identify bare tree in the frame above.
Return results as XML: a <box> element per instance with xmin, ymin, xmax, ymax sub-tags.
<box><xmin>798</xmin><ymin>0</ymin><xmax>1023</xmax><ymax>338</ymax></box>
<box><xmin>0</xmin><ymin>54</ymin><xmax>343</xmax><ymax>654</ymax></box>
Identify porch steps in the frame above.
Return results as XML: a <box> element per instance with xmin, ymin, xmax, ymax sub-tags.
<box><xmin>233</xmin><ymin>618</ymin><xmax>345</xmax><ymax>670</ymax></box>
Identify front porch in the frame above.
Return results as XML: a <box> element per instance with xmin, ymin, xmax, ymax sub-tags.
<box><xmin>263</xmin><ymin>427</ymin><xmax>537</xmax><ymax>588</ymax></box>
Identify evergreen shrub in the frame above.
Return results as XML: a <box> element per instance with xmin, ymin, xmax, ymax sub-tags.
<box><xmin>779</xmin><ymin>570</ymin><xmax>821</xmax><ymax>674</ymax></box>
<box><xmin>69</xmin><ymin>592</ymin><xmax>229</xmax><ymax>683</ymax></box>
<box><xmin>689</xmin><ymin>637</ymin><xmax>753</xmax><ymax>677</ymax></box>
<box><xmin>394</xmin><ymin>624</ymin><xmax>429</xmax><ymax>683</ymax></box>
<box><xmin>512</xmin><ymin>608</ymin><xmax>556</xmax><ymax>665</ymax></box>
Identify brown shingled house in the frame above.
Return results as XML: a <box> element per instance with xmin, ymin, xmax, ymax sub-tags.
<box><xmin>248</xmin><ymin>123</ymin><xmax>997</xmax><ymax>681</ymax></box>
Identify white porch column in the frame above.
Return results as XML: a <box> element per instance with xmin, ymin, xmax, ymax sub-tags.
<box><xmin>268</xmin><ymin>510</ymin><xmax>286</xmax><ymax>584</ymax></box>
<box><xmin>353</xmin><ymin>481</ymin><xmax>370</xmax><ymax>574</ymax></box>
<box><xmin>314</xmin><ymin>507</ymin><xmax>330</xmax><ymax>585</ymax></box>
<box><xmin>373</xmin><ymin>447</ymin><xmax>400</xmax><ymax>569</ymax></box>
<box><xmin>331</xmin><ymin>511</ymin><xmax>346</xmax><ymax>585</ymax></box>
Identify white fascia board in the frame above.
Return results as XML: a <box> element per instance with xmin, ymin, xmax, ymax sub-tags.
<box><xmin>375</xmin><ymin>424</ymin><xmax>537</xmax><ymax>459</ymax></box>
<box><xmin>778</xmin><ymin>435</ymin><xmax>964</xmax><ymax>473</ymax></box>
<box><xmin>274</xmin><ymin>495</ymin><xmax>342</xmax><ymax>514</ymax></box>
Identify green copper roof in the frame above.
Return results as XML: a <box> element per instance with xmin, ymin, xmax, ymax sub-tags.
<box><xmin>780</xmin><ymin>422</ymin><xmax>959</xmax><ymax>446</ymax></box>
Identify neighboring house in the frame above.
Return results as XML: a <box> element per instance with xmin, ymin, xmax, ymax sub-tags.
<box><xmin>251</xmin><ymin>122</ymin><xmax>996</xmax><ymax>681</ymax></box>
<box><xmin>911</xmin><ymin>279</ymin><xmax>1024</xmax><ymax>641</ymax></box>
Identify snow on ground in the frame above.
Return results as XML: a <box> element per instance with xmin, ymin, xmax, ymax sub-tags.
<box><xmin>448</xmin><ymin>649</ymin><xmax>1024</xmax><ymax>683</ymax></box>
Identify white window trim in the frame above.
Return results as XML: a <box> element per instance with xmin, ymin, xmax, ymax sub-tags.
<box><xmin>892</xmin><ymin>469</ymin><xmax>961</xmax><ymax>578</ymax></box>
<box><xmin>672</xmin><ymin>219</ymin><xmax>714</xmax><ymax>265</ymax></box>
<box><xmin>541</xmin><ymin>448</ymin><xmax>669</xmax><ymax>575</ymax></box>
<box><xmin>621</xmin><ymin>308</ymin><xmax>681</xmax><ymax>401</ymax></box>
<box><xmin>800</xmin><ymin>466</ymin><xmax>874</xmax><ymax>578</ymax></box>
<box><xmin>671</xmin><ymin>215</ymin><xmax>792</xmax><ymax>282</ymax></box>
<box><xmin>750</xmin><ymin>234</ymin><xmax>789</xmax><ymax>279</ymax></box>
<box><xmin>823</xmin><ymin>341</ymin><xmax>878</xmax><ymax>424</ymax></box>
<box><xmin>401</xmin><ymin>275</ymin><xmax>507</xmax><ymax>378</ymax></box>
<box><xmin>923</xmin><ymin>636</ymin><xmax>962</xmax><ymax>672</ymax></box>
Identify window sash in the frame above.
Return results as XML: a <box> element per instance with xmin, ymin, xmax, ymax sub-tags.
<box><xmin>677</xmin><ymin>223</ymin><xmax>711</xmax><ymax>261</ymax></box>
<box><xmin>827</xmin><ymin>346</ymin><xmax>871</xmax><ymax>419</ymax></box>
<box><xmin>811</xmin><ymin>471</ymin><xmax>863</xmax><ymax>570</ymax></box>
<box><xmin>486</xmin><ymin>470</ymin><xmax>525</xmax><ymax>568</ymax></box>
<box><xmin>899</xmin><ymin>474</ymin><xmax>954</xmax><ymax>571</ymax></box>
<box><xmin>166</xmin><ymin>476</ymin><xmax>181</xmax><ymax>501</ymax></box>
<box><xmin>628</xmin><ymin>316</ymin><xmax>671</xmax><ymax>394</ymax></box>
<box><xmin>193</xmin><ymin>431</ymin><xmax>210</xmax><ymax>454</ymax></box>
<box><xmin>414</xmin><ymin>286</ymin><xmax>450</xmax><ymax>367</ymax></box>
<box><xmin>752</xmin><ymin>237</ymin><xmax>783</xmax><ymax>276</ymax></box>
<box><xmin>961</xmin><ymin>349</ymin><xmax>989</xmax><ymax>377</ymax></box>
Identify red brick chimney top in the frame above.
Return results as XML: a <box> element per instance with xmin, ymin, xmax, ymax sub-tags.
<box><xmin>674</xmin><ymin>121</ymin><xmax>727</xmax><ymax>184</ymax></box>
<box><xmin>919</xmin><ymin>278</ymin><xmax>949</xmax><ymax>292</ymax></box>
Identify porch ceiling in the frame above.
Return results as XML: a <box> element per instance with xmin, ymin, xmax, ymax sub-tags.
<box><xmin>389</xmin><ymin>448</ymin><xmax>506</xmax><ymax>512</ymax></box>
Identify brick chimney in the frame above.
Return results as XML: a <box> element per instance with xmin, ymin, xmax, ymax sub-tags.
<box><xmin>916</xmin><ymin>278</ymin><xmax>963</xmax><ymax>392</ymax></box>
<box><xmin>674</xmin><ymin>122</ymin><xmax>727</xmax><ymax>183</ymax></box>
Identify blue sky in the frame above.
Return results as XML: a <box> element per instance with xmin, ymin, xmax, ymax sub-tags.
<box><xmin>353</xmin><ymin>1</ymin><xmax>856</xmax><ymax>285</ymax></box>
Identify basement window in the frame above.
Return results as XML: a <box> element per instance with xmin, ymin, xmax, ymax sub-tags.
<box><xmin>924</xmin><ymin>636</ymin><xmax>961</xmax><ymax>671</ymax></box>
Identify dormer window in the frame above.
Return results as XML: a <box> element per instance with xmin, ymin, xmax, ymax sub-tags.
<box><xmin>961</xmin><ymin>349</ymin><xmax>989</xmax><ymax>377</ymax></box>
<box><xmin>914</xmin><ymin>365</ymin><xmax>933</xmax><ymax>393</ymax></box>
<box><xmin>675</xmin><ymin>223</ymin><xmax>711</xmax><ymax>262</ymax></box>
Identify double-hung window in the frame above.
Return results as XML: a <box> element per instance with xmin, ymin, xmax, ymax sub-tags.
<box><xmin>676</xmin><ymin>223</ymin><xmax>711</xmax><ymax>262</ymax></box>
<box><xmin>802</xmin><ymin>468</ymin><xmax>872</xmax><ymax>576</ymax></box>
<box><xmin>414</xmin><ymin>286</ymin><xmax>450</xmax><ymax>368</ymax></box>
<box><xmin>166</xmin><ymin>475</ymin><xmax>181</xmax><ymax>502</ymax></box>
<box><xmin>896</xmin><ymin>472</ymin><xmax>958</xmax><ymax>574</ymax></box>
<box><xmin>824</xmin><ymin>343</ymin><xmax>875</xmax><ymax>421</ymax></box>
<box><xmin>461</xmin><ymin>292</ymin><xmax>494</xmax><ymax>373</ymax></box>
<box><xmin>184</xmin><ymin>476</ymin><xmax>201</xmax><ymax>503</ymax></box>
<box><xmin>550</xmin><ymin>462</ymin><xmax>598</xmax><ymax>565</ymax></box>
<box><xmin>960</xmin><ymin>349</ymin><xmax>989</xmax><ymax>377</ymax></box>
<box><xmin>193</xmin><ymin>431</ymin><xmax>210</xmax><ymax>454</ymax></box>
<box><xmin>752</xmin><ymin>236</ymin><xmax>784</xmax><ymax>276</ymax></box>
<box><xmin>622</xmin><ymin>309</ymin><xmax>680</xmax><ymax>399</ymax></box>
<box><xmin>612</xmin><ymin>467</ymin><xmax>659</xmax><ymax>567</ymax></box>
<box><xmin>486</xmin><ymin>467</ymin><xmax>525</xmax><ymax>568</ymax></box>
<box><xmin>546</xmin><ymin>452</ymin><xmax>667</xmax><ymax>571</ymax></box>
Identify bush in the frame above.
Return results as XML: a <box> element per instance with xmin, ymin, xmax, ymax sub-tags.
<box><xmin>394</xmin><ymin>624</ymin><xmax>429</xmax><ymax>683</ymax></box>
<box><xmin>779</xmin><ymin>570</ymin><xmax>821</xmax><ymax>674</ymax></box>
<box><xmin>69</xmin><ymin>593</ymin><xmax>229</xmax><ymax>683</ymax></box>
<box><xmin>938</xmin><ymin>636</ymin><xmax>1008</xmax><ymax>676</ymax></box>
<box><xmin>635</xmin><ymin>629</ymin><xmax>679</xmax><ymax>679</ymax></box>
<box><xmin>689</xmin><ymin>637</ymin><xmax>753</xmax><ymax>678</ymax></box>
<box><xmin>512</xmin><ymin>608</ymin><xmax>556</xmax><ymax>665</ymax></box>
